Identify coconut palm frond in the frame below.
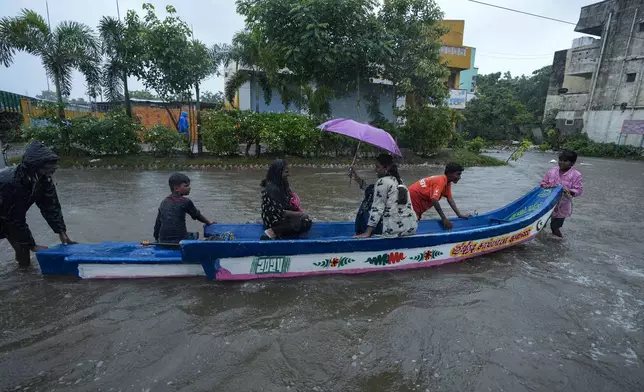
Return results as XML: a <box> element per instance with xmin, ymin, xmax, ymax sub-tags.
<box><xmin>102</xmin><ymin>60</ymin><xmax>124</xmax><ymax>102</ymax></box>
<box><xmin>225</xmin><ymin>71</ymin><xmax>250</xmax><ymax>106</ymax></box>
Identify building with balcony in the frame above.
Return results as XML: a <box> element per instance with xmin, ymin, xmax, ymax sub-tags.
<box><xmin>544</xmin><ymin>0</ymin><xmax>644</xmax><ymax>147</ymax></box>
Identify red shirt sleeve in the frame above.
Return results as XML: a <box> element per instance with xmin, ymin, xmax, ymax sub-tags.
<box><xmin>428</xmin><ymin>175</ymin><xmax>448</xmax><ymax>201</ymax></box>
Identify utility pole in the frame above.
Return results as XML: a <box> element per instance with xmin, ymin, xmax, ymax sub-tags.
<box><xmin>45</xmin><ymin>0</ymin><xmax>51</xmax><ymax>93</ymax></box>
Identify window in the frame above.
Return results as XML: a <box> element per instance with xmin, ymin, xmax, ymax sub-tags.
<box><xmin>639</xmin><ymin>22</ymin><xmax>644</xmax><ymax>32</ymax></box>
<box><xmin>439</xmin><ymin>46</ymin><xmax>467</xmax><ymax>56</ymax></box>
<box><xmin>565</xmin><ymin>119</ymin><xmax>574</xmax><ymax>126</ymax></box>
<box><xmin>627</xmin><ymin>73</ymin><xmax>637</xmax><ymax>82</ymax></box>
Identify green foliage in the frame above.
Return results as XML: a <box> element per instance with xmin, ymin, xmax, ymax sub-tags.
<box><xmin>399</xmin><ymin>105</ymin><xmax>462</xmax><ymax>155</ymax></box>
<box><xmin>463</xmin><ymin>69</ymin><xmax>551</xmax><ymax>141</ymax></box>
<box><xmin>379</xmin><ymin>0</ymin><xmax>448</xmax><ymax>106</ymax></box>
<box><xmin>538</xmin><ymin>143</ymin><xmax>550</xmax><ymax>152</ymax></box>
<box><xmin>69</xmin><ymin>112</ymin><xmax>141</xmax><ymax>155</ymax></box>
<box><xmin>563</xmin><ymin>134</ymin><xmax>642</xmax><ymax>159</ymax></box>
<box><xmin>129</xmin><ymin>90</ymin><xmax>158</xmax><ymax>100</ymax></box>
<box><xmin>506</xmin><ymin>139</ymin><xmax>532</xmax><ymax>163</ymax></box>
<box><xmin>1</xmin><ymin>10</ymin><xmax>101</xmax><ymax>105</ymax></box>
<box><xmin>259</xmin><ymin>112</ymin><xmax>317</xmax><ymax>155</ymax></box>
<box><xmin>546</xmin><ymin>129</ymin><xmax>564</xmax><ymax>149</ymax></box>
<box><xmin>25</xmin><ymin>112</ymin><xmax>141</xmax><ymax>156</ymax></box>
<box><xmin>201</xmin><ymin>110</ymin><xmax>241</xmax><ymax>156</ymax></box>
<box><xmin>133</xmin><ymin>4</ymin><xmax>194</xmax><ymax>101</ymax></box>
<box><xmin>22</xmin><ymin>125</ymin><xmax>66</xmax><ymax>152</ymax></box>
<box><xmin>465</xmin><ymin>136</ymin><xmax>486</xmax><ymax>154</ymax></box>
<box><xmin>142</xmin><ymin>125</ymin><xmax>184</xmax><ymax>156</ymax></box>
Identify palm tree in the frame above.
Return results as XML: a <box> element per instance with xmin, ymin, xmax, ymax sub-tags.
<box><xmin>223</xmin><ymin>29</ymin><xmax>277</xmax><ymax>113</ymax></box>
<box><xmin>98</xmin><ymin>16</ymin><xmax>133</xmax><ymax>117</ymax></box>
<box><xmin>1</xmin><ymin>10</ymin><xmax>100</xmax><ymax>124</ymax></box>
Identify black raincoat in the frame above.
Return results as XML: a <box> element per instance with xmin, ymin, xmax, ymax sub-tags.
<box><xmin>0</xmin><ymin>141</ymin><xmax>66</xmax><ymax>249</ymax></box>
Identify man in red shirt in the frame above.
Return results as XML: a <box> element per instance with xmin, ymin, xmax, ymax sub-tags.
<box><xmin>408</xmin><ymin>163</ymin><xmax>470</xmax><ymax>230</ymax></box>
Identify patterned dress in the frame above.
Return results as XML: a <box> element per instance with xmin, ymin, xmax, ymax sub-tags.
<box><xmin>367</xmin><ymin>176</ymin><xmax>418</xmax><ymax>237</ymax></box>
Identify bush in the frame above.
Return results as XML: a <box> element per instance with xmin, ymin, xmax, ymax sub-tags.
<box><xmin>69</xmin><ymin>112</ymin><xmax>141</xmax><ymax>156</ymax></box>
<box><xmin>563</xmin><ymin>134</ymin><xmax>642</xmax><ymax>159</ymax></box>
<box><xmin>399</xmin><ymin>106</ymin><xmax>462</xmax><ymax>156</ymax></box>
<box><xmin>260</xmin><ymin>112</ymin><xmax>317</xmax><ymax>156</ymax></box>
<box><xmin>201</xmin><ymin>110</ymin><xmax>240</xmax><ymax>155</ymax></box>
<box><xmin>24</xmin><ymin>112</ymin><xmax>141</xmax><ymax>156</ymax></box>
<box><xmin>22</xmin><ymin>125</ymin><xmax>67</xmax><ymax>152</ymax></box>
<box><xmin>142</xmin><ymin>125</ymin><xmax>184</xmax><ymax>156</ymax></box>
<box><xmin>538</xmin><ymin>143</ymin><xmax>550</xmax><ymax>152</ymax></box>
<box><xmin>465</xmin><ymin>136</ymin><xmax>486</xmax><ymax>153</ymax></box>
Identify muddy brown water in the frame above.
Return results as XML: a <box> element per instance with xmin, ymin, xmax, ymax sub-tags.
<box><xmin>1</xmin><ymin>152</ymin><xmax>644</xmax><ymax>392</ymax></box>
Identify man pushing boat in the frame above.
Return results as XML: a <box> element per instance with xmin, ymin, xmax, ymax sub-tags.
<box><xmin>408</xmin><ymin>163</ymin><xmax>471</xmax><ymax>230</ymax></box>
<box><xmin>0</xmin><ymin>141</ymin><xmax>76</xmax><ymax>268</ymax></box>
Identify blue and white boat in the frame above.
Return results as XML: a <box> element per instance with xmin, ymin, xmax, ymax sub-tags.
<box><xmin>36</xmin><ymin>186</ymin><xmax>562</xmax><ymax>280</ymax></box>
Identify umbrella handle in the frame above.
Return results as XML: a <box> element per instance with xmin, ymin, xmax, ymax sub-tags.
<box><xmin>349</xmin><ymin>141</ymin><xmax>361</xmax><ymax>186</ymax></box>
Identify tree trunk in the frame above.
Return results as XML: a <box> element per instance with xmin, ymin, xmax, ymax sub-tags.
<box><xmin>356</xmin><ymin>70</ymin><xmax>361</xmax><ymax>120</ymax></box>
<box><xmin>54</xmin><ymin>74</ymin><xmax>68</xmax><ymax>152</ymax></box>
<box><xmin>245</xmin><ymin>142</ymin><xmax>252</xmax><ymax>156</ymax></box>
<box><xmin>123</xmin><ymin>70</ymin><xmax>132</xmax><ymax>118</ymax></box>
<box><xmin>255</xmin><ymin>137</ymin><xmax>260</xmax><ymax>157</ymax></box>
<box><xmin>254</xmin><ymin>74</ymin><xmax>260</xmax><ymax>113</ymax></box>
<box><xmin>195</xmin><ymin>82</ymin><xmax>203</xmax><ymax>155</ymax></box>
<box><xmin>392</xmin><ymin>82</ymin><xmax>397</xmax><ymax>123</ymax></box>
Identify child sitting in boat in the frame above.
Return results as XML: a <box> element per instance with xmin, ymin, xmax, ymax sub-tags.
<box><xmin>408</xmin><ymin>163</ymin><xmax>471</xmax><ymax>230</ymax></box>
<box><xmin>261</xmin><ymin>160</ymin><xmax>312</xmax><ymax>240</ymax></box>
<box><xmin>540</xmin><ymin>149</ymin><xmax>583</xmax><ymax>237</ymax></box>
<box><xmin>153</xmin><ymin>173</ymin><xmax>214</xmax><ymax>243</ymax></box>
<box><xmin>353</xmin><ymin>155</ymin><xmax>417</xmax><ymax>238</ymax></box>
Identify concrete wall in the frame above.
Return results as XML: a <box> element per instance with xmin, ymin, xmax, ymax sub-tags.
<box><xmin>242</xmin><ymin>79</ymin><xmax>396</xmax><ymax>123</ymax></box>
<box><xmin>584</xmin><ymin>109</ymin><xmax>644</xmax><ymax>146</ymax></box>
<box><xmin>567</xmin><ymin>44</ymin><xmax>600</xmax><ymax>76</ymax></box>
<box><xmin>590</xmin><ymin>0</ymin><xmax>644</xmax><ymax>110</ymax></box>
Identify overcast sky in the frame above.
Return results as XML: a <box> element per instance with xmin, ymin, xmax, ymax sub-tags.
<box><xmin>0</xmin><ymin>0</ymin><xmax>592</xmax><ymax>99</ymax></box>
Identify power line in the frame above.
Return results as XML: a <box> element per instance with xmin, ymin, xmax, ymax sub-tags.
<box><xmin>467</xmin><ymin>0</ymin><xmax>577</xmax><ymax>26</ymax></box>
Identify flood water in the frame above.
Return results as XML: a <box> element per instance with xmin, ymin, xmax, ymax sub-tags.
<box><xmin>1</xmin><ymin>152</ymin><xmax>644</xmax><ymax>391</ymax></box>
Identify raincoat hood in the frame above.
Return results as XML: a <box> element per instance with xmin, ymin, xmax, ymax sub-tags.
<box><xmin>21</xmin><ymin>141</ymin><xmax>59</xmax><ymax>171</ymax></box>
<box><xmin>181</xmin><ymin>112</ymin><xmax>188</xmax><ymax>118</ymax></box>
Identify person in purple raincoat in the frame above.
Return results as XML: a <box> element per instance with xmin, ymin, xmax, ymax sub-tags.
<box><xmin>540</xmin><ymin>149</ymin><xmax>584</xmax><ymax>237</ymax></box>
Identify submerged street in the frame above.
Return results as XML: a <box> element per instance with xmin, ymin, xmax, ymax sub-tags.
<box><xmin>1</xmin><ymin>152</ymin><xmax>643</xmax><ymax>391</ymax></box>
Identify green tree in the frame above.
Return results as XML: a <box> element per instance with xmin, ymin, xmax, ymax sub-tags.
<box><xmin>35</xmin><ymin>89</ymin><xmax>58</xmax><ymax>101</ymax></box>
<box><xmin>68</xmin><ymin>97</ymin><xmax>89</xmax><ymax>105</ymax></box>
<box><xmin>378</xmin><ymin>0</ymin><xmax>448</xmax><ymax>110</ymax></box>
<box><xmin>129</xmin><ymin>90</ymin><xmax>158</xmax><ymax>100</ymax></box>
<box><xmin>200</xmin><ymin>90</ymin><xmax>224</xmax><ymax>106</ymax></box>
<box><xmin>185</xmin><ymin>39</ymin><xmax>221</xmax><ymax>153</ymax></box>
<box><xmin>463</xmin><ymin>74</ymin><xmax>533</xmax><ymax>141</ymax></box>
<box><xmin>223</xmin><ymin>29</ymin><xmax>276</xmax><ymax>112</ymax></box>
<box><xmin>236</xmin><ymin>0</ymin><xmax>392</xmax><ymax>116</ymax></box>
<box><xmin>98</xmin><ymin>15</ymin><xmax>145</xmax><ymax>117</ymax></box>
<box><xmin>1</xmin><ymin>9</ymin><xmax>101</xmax><ymax>146</ymax></box>
<box><xmin>134</xmin><ymin>4</ymin><xmax>194</xmax><ymax>102</ymax></box>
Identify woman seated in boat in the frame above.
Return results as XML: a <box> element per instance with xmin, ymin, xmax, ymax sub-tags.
<box><xmin>348</xmin><ymin>154</ymin><xmax>394</xmax><ymax>235</ymax></box>
<box><xmin>260</xmin><ymin>159</ymin><xmax>312</xmax><ymax>240</ymax></box>
<box><xmin>353</xmin><ymin>155</ymin><xmax>417</xmax><ymax>238</ymax></box>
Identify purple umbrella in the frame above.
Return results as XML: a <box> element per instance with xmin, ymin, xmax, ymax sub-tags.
<box><xmin>317</xmin><ymin>118</ymin><xmax>402</xmax><ymax>157</ymax></box>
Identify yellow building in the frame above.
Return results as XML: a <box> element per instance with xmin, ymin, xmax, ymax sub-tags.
<box><xmin>439</xmin><ymin>20</ymin><xmax>473</xmax><ymax>89</ymax></box>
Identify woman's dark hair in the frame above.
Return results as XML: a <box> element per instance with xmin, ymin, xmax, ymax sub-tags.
<box><xmin>376</xmin><ymin>154</ymin><xmax>408</xmax><ymax>205</ymax></box>
<box><xmin>559</xmin><ymin>149</ymin><xmax>578</xmax><ymax>164</ymax></box>
<box><xmin>169</xmin><ymin>172</ymin><xmax>190</xmax><ymax>192</ymax></box>
<box><xmin>445</xmin><ymin>162</ymin><xmax>464</xmax><ymax>175</ymax></box>
<box><xmin>261</xmin><ymin>159</ymin><xmax>291</xmax><ymax>204</ymax></box>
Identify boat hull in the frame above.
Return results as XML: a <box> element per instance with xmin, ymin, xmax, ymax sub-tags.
<box><xmin>35</xmin><ymin>186</ymin><xmax>561</xmax><ymax>280</ymax></box>
<box><xmin>211</xmin><ymin>211</ymin><xmax>551</xmax><ymax>280</ymax></box>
